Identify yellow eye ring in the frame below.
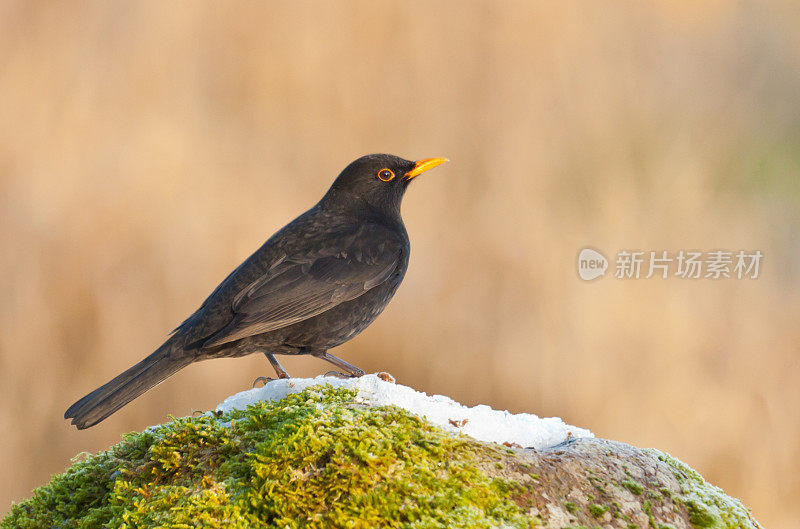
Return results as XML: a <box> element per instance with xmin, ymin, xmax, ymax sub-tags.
<box><xmin>378</xmin><ymin>168</ymin><xmax>395</xmax><ymax>181</ymax></box>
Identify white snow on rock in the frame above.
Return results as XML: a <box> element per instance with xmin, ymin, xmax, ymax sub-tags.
<box><xmin>215</xmin><ymin>373</ymin><xmax>593</xmax><ymax>450</ymax></box>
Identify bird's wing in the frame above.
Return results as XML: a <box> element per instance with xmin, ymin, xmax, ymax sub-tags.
<box><xmin>201</xmin><ymin>227</ymin><xmax>403</xmax><ymax>348</ymax></box>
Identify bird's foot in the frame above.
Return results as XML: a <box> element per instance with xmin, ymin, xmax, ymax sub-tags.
<box><xmin>314</xmin><ymin>351</ymin><xmax>365</xmax><ymax>378</ymax></box>
<box><xmin>252</xmin><ymin>376</ymin><xmax>275</xmax><ymax>388</ymax></box>
<box><xmin>323</xmin><ymin>370</ymin><xmax>353</xmax><ymax>379</ymax></box>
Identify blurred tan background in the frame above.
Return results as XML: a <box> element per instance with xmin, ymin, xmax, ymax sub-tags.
<box><xmin>1</xmin><ymin>1</ymin><xmax>798</xmax><ymax>526</ymax></box>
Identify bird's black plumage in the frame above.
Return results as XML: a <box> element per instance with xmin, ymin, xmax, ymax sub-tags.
<box><xmin>65</xmin><ymin>153</ymin><xmax>447</xmax><ymax>429</ymax></box>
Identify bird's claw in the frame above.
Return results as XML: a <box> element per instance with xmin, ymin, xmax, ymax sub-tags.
<box><xmin>253</xmin><ymin>376</ymin><xmax>275</xmax><ymax>388</ymax></box>
<box><xmin>323</xmin><ymin>370</ymin><xmax>352</xmax><ymax>379</ymax></box>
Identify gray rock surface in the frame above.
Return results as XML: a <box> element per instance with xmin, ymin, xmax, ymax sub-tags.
<box><xmin>488</xmin><ymin>437</ymin><xmax>762</xmax><ymax>529</ymax></box>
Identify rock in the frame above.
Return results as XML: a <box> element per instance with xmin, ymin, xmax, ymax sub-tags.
<box><xmin>491</xmin><ymin>439</ymin><xmax>762</xmax><ymax>529</ymax></box>
<box><xmin>1</xmin><ymin>384</ymin><xmax>762</xmax><ymax>528</ymax></box>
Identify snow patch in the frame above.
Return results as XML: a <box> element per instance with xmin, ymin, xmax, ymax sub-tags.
<box><xmin>215</xmin><ymin>373</ymin><xmax>592</xmax><ymax>450</ymax></box>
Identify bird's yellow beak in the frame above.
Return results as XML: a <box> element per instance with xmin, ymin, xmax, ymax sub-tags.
<box><xmin>404</xmin><ymin>157</ymin><xmax>449</xmax><ymax>180</ymax></box>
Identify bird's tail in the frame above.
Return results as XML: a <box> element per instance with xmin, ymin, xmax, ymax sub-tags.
<box><xmin>64</xmin><ymin>338</ymin><xmax>195</xmax><ymax>429</ymax></box>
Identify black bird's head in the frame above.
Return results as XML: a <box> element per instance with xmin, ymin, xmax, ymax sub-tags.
<box><xmin>322</xmin><ymin>154</ymin><xmax>448</xmax><ymax>217</ymax></box>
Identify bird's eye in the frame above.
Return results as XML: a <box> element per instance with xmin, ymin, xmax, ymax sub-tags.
<box><xmin>378</xmin><ymin>168</ymin><xmax>395</xmax><ymax>182</ymax></box>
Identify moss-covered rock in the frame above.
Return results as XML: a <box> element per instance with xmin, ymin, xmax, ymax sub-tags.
<box><xmin>2</xmin><ymin>384</ymin><xmax>763</xmax><ymax>529</ymax></box>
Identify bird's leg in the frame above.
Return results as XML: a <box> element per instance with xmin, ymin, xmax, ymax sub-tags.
<box><xmin>312</xmin><ymin>351</ymin><xmax>365</xmax><ymax>378</ymax></box>
<box><xmin>266</xmin><ymin>353</ymin><xmax>291</xmax><ymax>378</ymax></box>
<box><xmin>253</xmin><ymin>353</ymin><xmax>291</xmax><ymax>387</ymax></box>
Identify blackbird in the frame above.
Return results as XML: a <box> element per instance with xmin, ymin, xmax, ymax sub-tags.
<box><xmin>65</xmin><ymin>154</ymin><xmax>448</xmax><ymax>429</ymax></box>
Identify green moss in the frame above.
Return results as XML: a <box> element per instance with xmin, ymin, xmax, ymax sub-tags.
<box><xmin>652</xmin><ymin>451</ymin><xmax>762</xmax><ymax>529</ymax></box>
<box><xmin>643</xmin><ymin>499</ymin><xmax>656</xmax><ymax>528</ymax></box>
<box><xmin>589</xmin><ymin>475</ymin><xmax>607</xmax><ymax>494</ymax></box>
<box><xmin>686</xmin><ymin>499</ymin><xmax>718</xmax><ymax>528</ymax></box>
<box><xmin>648</xmin><ymin>489</ymin><xmax>663</xmax><ymax>500</ymax></box>
<box><xmin>588</xmin><ymin>504</ymin><xmax>608</xmax><ymax>518</ymax></box>
<box><xmin>2</xmin><ymin>386</ymin><xmax>534</xmax><ymax>529</ymax></box>
<box><xmin>564</xmin><ymin>501</ymin><xmax>579</xmax><ymax>514</ymax></box>
<box><xmin>620</xmin><ymin>478</ymin><xmax>644</xmax><ymax>495</ymax></box>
